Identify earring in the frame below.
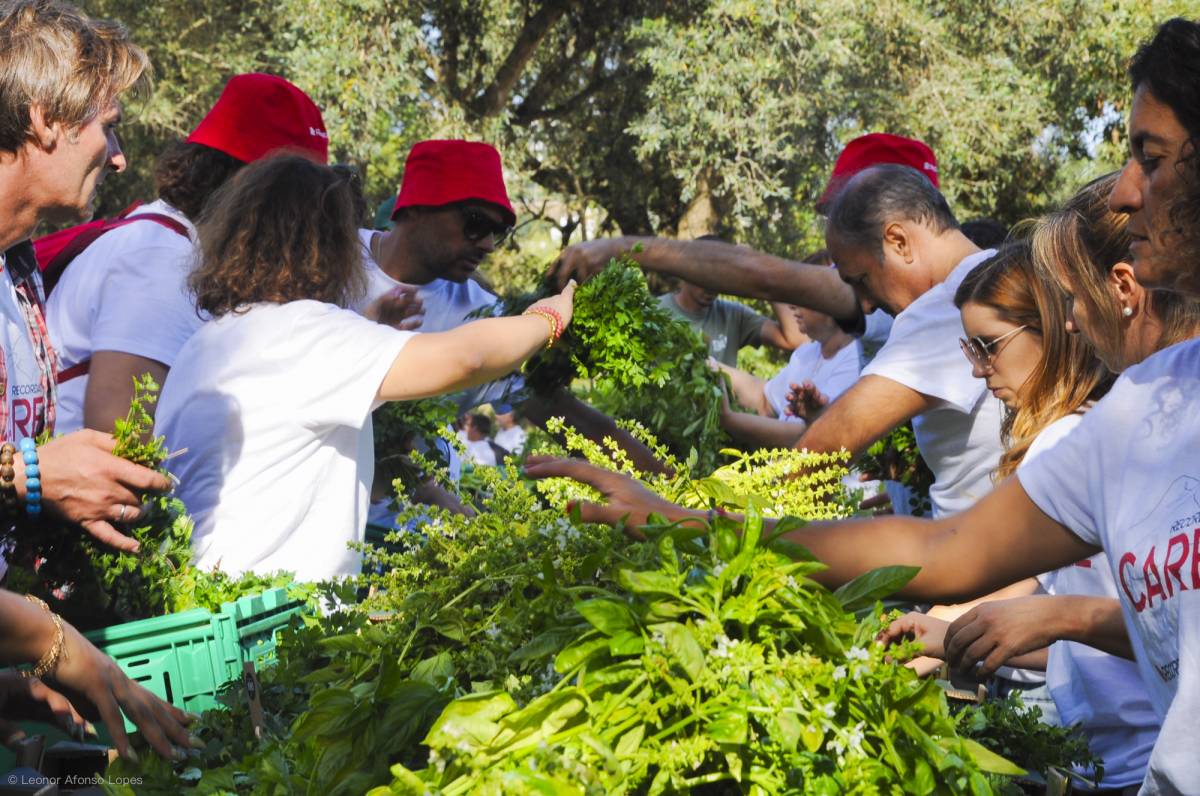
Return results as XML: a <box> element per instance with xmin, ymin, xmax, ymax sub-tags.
<box><xmin>1122</xmin><ymin>306</ymin><xmax>1133</xmax><ymax>317</ymax></box>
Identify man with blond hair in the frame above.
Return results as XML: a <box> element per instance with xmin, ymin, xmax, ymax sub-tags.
<box><xmin>0</xmin><ymin>0</ymin><xmax>193</xmax><ymax>762</ymax></box>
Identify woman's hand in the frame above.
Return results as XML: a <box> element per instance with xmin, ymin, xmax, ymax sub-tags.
<box><xmin>522</xmin><ymin>455</ymin><xmax>694</xmax><ymax>535</ymax></box>
<box><xmin>0</xmin><ymin>672</ymin><xmax>91</xmax><ymax>742</ymax></box>
<box><xmin>878</xmin><ymin>611</ymin><xmax>950</xmax><ymax>660</ymax></box>
<box><xmin>49</xmin><ymin>622</ymin><xmax>194</xmax><ymax>761</ymax></box>
<box><xmin>528</xmin><ymin>280</ymin><xmax>576</xmax><ymax>329</ymax></box>
<box><xmin>943</xmin><ymin>595</ymin><xmax>1059</xmax><ymax>677</ymax></box>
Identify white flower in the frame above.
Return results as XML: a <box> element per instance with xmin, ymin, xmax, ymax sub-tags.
<box><xmin>484</xmin><ymin>624</ymin><xmax>502</xmax><ymax>640</ymax></box>
<box><xmin>845</xmin><ymin>646</ymin><xmax>870</xmax><ymax>662</ymax></box>
<box><xmin>820</xmin><ymin>702</ymin><xmax>836</xmax><ymax>719</ymax></box>
<box><xmin>832</xmin><ymin>665</ymin><xmax>847</xmax><ymax>681</ymax></box>
<box><xmin>710</xmin><ymin>634</ymin><xmax>739</xmax><ymax>659</ymax></box>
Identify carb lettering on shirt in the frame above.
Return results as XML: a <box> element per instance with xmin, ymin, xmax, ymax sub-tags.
<box><xmin>1113</xmin><ymin>474</ymin><xmax>1200</xmax><ymax>687</ymax></box>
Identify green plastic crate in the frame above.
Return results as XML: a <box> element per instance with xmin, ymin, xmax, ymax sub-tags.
<box><xmin>81</xmin><ymin>587</ymin><xmax>307</xmax><ymax>732</ymax></box>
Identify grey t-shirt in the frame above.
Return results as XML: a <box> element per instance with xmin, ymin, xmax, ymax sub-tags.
<box><xmin>658</xmin><ymin>293</ymin><xmax>765</xmax><ymax>366</ymax></box>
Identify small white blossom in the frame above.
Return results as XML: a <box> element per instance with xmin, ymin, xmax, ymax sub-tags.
<box><xmin>832</xmin><ymin>665</ymin><xmax>847</xmax><ymax>681</ymax></box>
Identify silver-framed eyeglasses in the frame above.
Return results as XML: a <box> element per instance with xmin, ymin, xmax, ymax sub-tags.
<box><xmin>959</xmin><ymin>325</ymin><xmax>1029</xmax><ymax>369</ymax></box>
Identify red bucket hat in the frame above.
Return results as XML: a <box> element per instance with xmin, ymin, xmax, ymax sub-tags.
<box><xmin>392</xmin><ymin>140</ymin><xmax>516</xmax><ymax>226</ymax></box>
<box><xmin>817</xmin><ymin>133</ymin><xmax>939</xmax><ymax>209</ymax></box>
<box><xmin>187</xmin><ymin>73</ymin><xmax>328</xmax><ymax>165</ymax></box>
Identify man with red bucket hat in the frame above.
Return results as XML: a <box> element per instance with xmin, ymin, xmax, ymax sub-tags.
<box><xmin>356</xmin><ymin>139</ymin><xmax>665</xmax><ymax>474</ymax></box>
<box><xmin>44</xmin><ymin>73</ymin><xmax>329</xmax><ymax>436</ymax></box>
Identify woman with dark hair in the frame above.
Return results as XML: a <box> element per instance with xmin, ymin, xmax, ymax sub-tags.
<box><xmin>47</xmin><ymin>73</ymin><xmax>332</xmax><ymax>436</ymax></box>
<box><xmin>154</xmin><ymin>155</ymin><xmax>574</xmax><ymax>582</ymax></box>
<box><xmin>523</xmin><ymin>19</ymin><xmax>1200</xmax><ymax>791</ymax></box>
<box><xmin>1110</xmin><ymin>17</ymin><xmax>1200</xmax><ymax>297</ymax></box>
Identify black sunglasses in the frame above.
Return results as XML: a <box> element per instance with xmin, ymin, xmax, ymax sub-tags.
<box><xmin>459</xmin><ymin>206</ymin><xmax>513</xmax><ymax>246</ymax></box>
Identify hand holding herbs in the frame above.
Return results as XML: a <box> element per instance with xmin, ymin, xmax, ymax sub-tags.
<box><xmin>514</xmin><ymin>252</ymin><xmax>731</xmax><ymax>473</ymax></box>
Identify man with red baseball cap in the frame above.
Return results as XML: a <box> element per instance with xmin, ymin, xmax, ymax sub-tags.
<box><xmin>356</xmin><ymin>139</ymin><xmax>664</xmax><ymax>476</ymax></box>
<box><xmin>46</xmin><ymin>73</ymin><xmax>328</xmax><ymax>436</ymax></box>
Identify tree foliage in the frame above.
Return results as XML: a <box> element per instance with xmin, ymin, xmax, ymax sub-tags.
<box><xmin>79</xmin><ymin>0</ymin><xmax>1192</xmax><ymax>286</ymax></box>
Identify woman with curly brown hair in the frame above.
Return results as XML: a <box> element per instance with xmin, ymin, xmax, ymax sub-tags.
<box><xmin>154</xmin><ymin>155</ymin><xmax>574</xmax><ymax>581</ymax></box>
<box><xmin>46</xmin><ymin>72</ymin><xmax>332</xmax><ymax>437</ymax></box>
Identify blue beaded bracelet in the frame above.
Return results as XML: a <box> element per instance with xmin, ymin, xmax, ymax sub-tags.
<box><xmin>19</xmin><ymin>438</ymin><xmax>40</xmax><ymax>517</ymax></box>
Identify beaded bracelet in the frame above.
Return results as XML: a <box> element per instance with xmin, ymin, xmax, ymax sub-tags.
<box><xmin>522</xmin><ymin>306</ymin><xmax>564</xmax><ymax>348</ymax></box>
<box><xmin>0</xmin><ymin>443</ymin><xmax>17</xmax><ymax>517</ymax></box>
<box><xmin>19</xmin><ymin>438</ymin><xmax>40</xmax><ymax>517</ymax></box>
<box><xmin>22</xmin><ymin>594</ymin><xmax>66</xmax><ymax>680</ymax></box>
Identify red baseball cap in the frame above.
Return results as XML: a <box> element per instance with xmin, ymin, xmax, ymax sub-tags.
<box><xmin>392</xmin><ymin>140</ymin><xmax>516</xmax><ymax>226</ymax></box>
<box><xmin>187</xmin><ymin>73</ymin><xmax>328</xmax><ymax>165</ymax></box>
<box><xmin>817</xmin><ymin>133</ymin><xmax>939</xmax><ymax>209</ymax></box>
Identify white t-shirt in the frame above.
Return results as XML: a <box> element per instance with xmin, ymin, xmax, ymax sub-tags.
<box><xmin>353</xmin><ymin>230</ymin><xmax>526</xmax><ymax>411</ymax></box>
<box><xmin>763</xmin><ymin>339</ymin><xmax>862</xmax><ymax>421</ymax></box>
<box><xmin>0</xmin><ymin>247</ymin><xmax>52</xmax><ymax>441</ymax></box>
<box><xmin>155</xmin><ymin>300</ymin><xmax>413</xmax><ymax>581</ymax></box>
<box><xmin>456</xmin><ymin>430</ymin><xmax>497</xmax><ymax>467</ymax></box>
<box><xmin>1022</xmin><ymin>414</ymin><xmax>1158</xmax><ymax>788</ymax></box>
<box><xmin>494</xmin><ymin>425</ymin><xmax>527</xmax><ymax>455</ymax></box>
<box><xmin>1017</xmin><ymin>338</ymin><xmax>1200</xmax><ymax>794</ymax></box>
<box><xmin>859</xmin><ymin>309</ymin><xmax>893</xmax><ymax>362</ymax></box>
<box><xmin>861</xmin><ymin>249</ymin><xmax>1004</xmax><ymax>517</ymax></box>
<box><xmin>46</xmin><ymin>200</ymin><xmax>201</xmax><ymax>435</ymax></box>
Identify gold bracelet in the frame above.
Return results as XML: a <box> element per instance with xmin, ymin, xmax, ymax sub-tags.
<box><xmin>523</xmin><ymin>308</ymin><xmax>559</xmax><ymax>349</ymax></box>
<box><xmin>22</xmin><ymin>594</ymin><xmax>66</xmax><ymax>680</ymax></box>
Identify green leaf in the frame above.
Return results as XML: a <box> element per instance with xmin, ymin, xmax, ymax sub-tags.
<box><xmin>555</xmin><ymin>635</ymin><xmax>610</xmax><ymax>673</ymax></box>
<box><xmin>652</xmin><ymin>622</ymin><xmax>705</xmax><ymax>680</ymax></box>
<box><xmin>615</xmin><ymin>724</ymin><xmax>645</xmax><ymax>757</ymax></box>
<box><xmin>575</xmin><ymin>598</ymin><xmax>637</xmax><ymax>636</ymax></box>
<box><xmin>617</xmin><ymin>568</ymin><xmax>678</xmax><ymax>595</ymax></box>
<box><xmin>955</xmin><ymin>737</ymin><xmax>1028</xmax><ymax>776</ymax></box>
<box><xmin>608</xmin><ymin>629</ymin><xmax>645</xmax><ymax>657</ymax></box>
<box><xmin>410</xmin><ymin>651</ymin><xmax>455</xmax><ymax>688</ymax></box>
<box><xmin>707</xmin><ymin>706</ymin><xmax>748</xmax><ymax>745</ymax></box>
<box><xmin>424</xmin><ymin>691</ymin><xmax>516</xmax><ymax>748</ymax></box>
<box><xmin>832</xmin><ymin>565</ymin><xmax>921</xmax><ymax>611</ymax></box>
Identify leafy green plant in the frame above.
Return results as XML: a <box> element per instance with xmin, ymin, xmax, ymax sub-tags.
<box><xmin>956</xmin><ymin>693</ymin><xmax>1104</xmax><ymax>792</ymax></box>
<box><xmin>369</xmin><ymin>511</ymin><xmax>1021</xmax><ymax>795</ymax></box>
<box><xmin>509</xmin><ymin>253</ymin><xmax>733</xmax><ymax>473</ymax></box>
<box><xmin>858</xmin><ymin>423</ymin><xmax>934</xmax><ymax>516</ymax></box>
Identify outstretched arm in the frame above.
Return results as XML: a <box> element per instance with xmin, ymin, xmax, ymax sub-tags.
<box><xmin>550</xmin><ymin>237</ymin><xmax>859</xmax><ymax>324</ymax></box>
<box><xmin>378</xmin><ymin>283</ymin><xmax>574</xmax><ymax>402</ymax></box>
<box><xmin>522</xmin><ymin>457</ymin><xmax>1099</xmax><ymax>605</ymax></box>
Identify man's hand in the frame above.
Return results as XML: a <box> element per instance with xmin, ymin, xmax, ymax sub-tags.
<box><xmin>547</xmin><ymin>238</ymin><xmax>630</xmax><ymax>290</ymax></box>
<box><xmin>365</xmin><ymin>286</ymin><xmax>424</xmax><ymax>331</ymax></box>
<box><xmin>31</xmin><ymin>430</ymin><xmax>172</xmax><ymax>553</ymax></box>
<box><xmin>943</xmin><ymin>595</ymin><xmax>1060</xmax><ymax>677</ymax></box>
<box><xmin>522</xmin><ymin>455</ymin><xmax>693</xmax><ymax>535</ymax></box>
